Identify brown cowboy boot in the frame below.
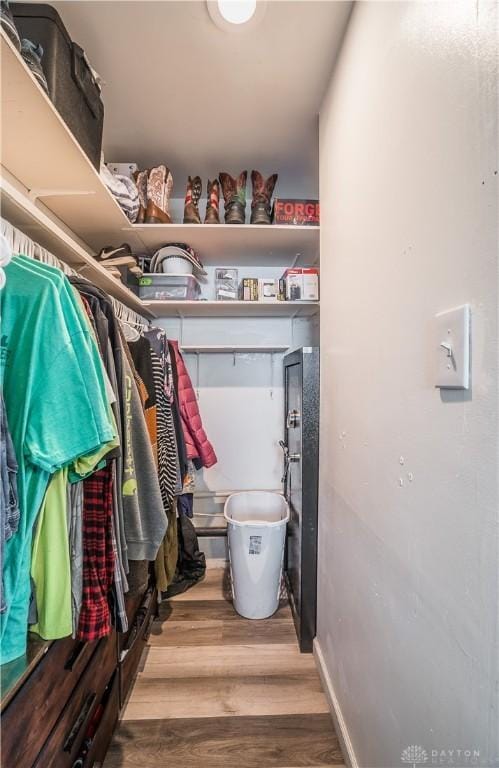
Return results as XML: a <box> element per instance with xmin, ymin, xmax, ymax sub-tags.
<box><xmin>204</xmin><ymin>179</ymin><xmax>220</xmax><ymax>224</ymax></box>
<box><xmin>134</xmin><ymin>169</ymin><xmax>148</xmax><ymax>224</ymax></box>
<box><xmin>183</xmin><ymin>175</ymin><xmax>202</xmax><ymax>224</ymax></box>
<box><xmin>250</xmin><ymin>171</ymin><xmax>278</xmax><ymax>225</ymax></box>
<box><xmin>219</xmin><ymin>171</ymin><xmax>247</xmax><ymax>224</ymax></box>
<box><xmin>145</xmin><ymin>165</ymin><xmax>173</xmax><ymax>224</ymax></box>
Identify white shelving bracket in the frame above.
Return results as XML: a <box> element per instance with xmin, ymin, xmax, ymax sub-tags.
<box><xmin>27</xmin><ymin>188</ymin><xmax>97</xmax><ymax>202</ymax></box>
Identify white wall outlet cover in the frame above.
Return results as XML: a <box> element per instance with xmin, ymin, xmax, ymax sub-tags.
<box><xmin>435</xmin><ymin>304</ymin><xmax>471</xmax><ymax>389</ymax></box>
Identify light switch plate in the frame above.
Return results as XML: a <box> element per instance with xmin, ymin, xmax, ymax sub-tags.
<box><xmin>435</xmin><ymin>304</ymin><xmax>471</xmax><ymax>389</ymax></box>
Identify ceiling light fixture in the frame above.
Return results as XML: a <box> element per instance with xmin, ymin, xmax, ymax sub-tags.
<box><xmin>217</xmin><ymin>0</ymin><xmax>256</xmax><ymax>25</ymax></box>
<box><xmin>207</xmin><ymin>0</ymin><xmax>266</xmax><ymax>32</ymax></box>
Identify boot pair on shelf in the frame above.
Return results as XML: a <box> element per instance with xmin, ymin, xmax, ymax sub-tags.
<box><xmin>134</xmin><ymin>165</ymin><xmax>173</xmax><ymax>224</ymax></box>
<box><xmin>183</xmin><ymin>171</ymin><xmax>278</xmax><ymax>225</ymax></box>
<box><xmin>184</xmin><ymin>177</ymin><xmax>221</xmax><ymax>224</ymax></box>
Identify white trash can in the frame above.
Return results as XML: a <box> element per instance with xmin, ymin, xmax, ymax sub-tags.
<box><xmin>224</xmin><ymin>491</ymin><xmax>290</xmax><ymax>619</ymax></box>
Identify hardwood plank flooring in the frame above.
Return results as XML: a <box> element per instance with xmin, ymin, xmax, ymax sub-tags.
<box><xmin>105</xmin><ymin>569</ymin><xmax>344</xmax><ymax>767</ymax></box>
<box><xmin>105</xmin><ymin>714</ymin><xmax>344</xmax><ymax>768</ymax></box>
<box><xmin>139</xmin><ymin>643</ymin><xmax>317</xmax><ymax>678</ymax></box>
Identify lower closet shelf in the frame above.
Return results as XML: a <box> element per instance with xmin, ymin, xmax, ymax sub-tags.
<box><xmin>142</xmin><ymin>299</ymin><xmax>320</xmax><ymax>318</ymax></box>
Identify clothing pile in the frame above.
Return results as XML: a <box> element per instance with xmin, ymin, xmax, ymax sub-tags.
<box><xmin>0</xmin><ymin>254</ymin><xmax>217</xmax><ymax>663</ymax></box>
<box><xmin>100</xmin><ymin>159</ymin><xmax>140</xmax><ymax>223</ymax></box>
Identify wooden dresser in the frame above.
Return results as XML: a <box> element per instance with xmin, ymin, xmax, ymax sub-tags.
<box><xmin>1</xmin><ymin>582</ymin><xmax>157</xmax><ymax>768</ymax></box>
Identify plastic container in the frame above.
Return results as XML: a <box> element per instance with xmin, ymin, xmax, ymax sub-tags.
<box><xmin>138</xmin><ymin>273</ymin><xmax>201</xmax><ymax>300</ymax></box>
<box><xmin>13</xmin><ymin>3</ymin><xmax>104</xmax><ymax>170</ymax></box>
<box><xmin>161</xmin><ymin>256</ymin><xmax>193</xmax><ymax>275</ymax></box>
<box><xmin>224</xmin><ymin>492</ymin><xmax>289</xmax><ymax>619</ymax></box>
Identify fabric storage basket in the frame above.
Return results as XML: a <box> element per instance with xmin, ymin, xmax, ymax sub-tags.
<box><xmin>139</xmin><ymin>274</ymin><xmax>201</xmax><ymax>300</ymax></box>
<box><xmin>12</xmin><ymin>3</ymin><xmax>104</xmax><ymax>170</ymax></box>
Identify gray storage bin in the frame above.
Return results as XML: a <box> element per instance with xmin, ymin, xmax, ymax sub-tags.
<box><xmin>13</xmin><ymin>3</ymin><xmax>104</xmax><ymax>170</ymax></box>
<box><xmin>139</xmin><ymin>274</ymin><xmax>201</xmax><ymax>300</ymax></box>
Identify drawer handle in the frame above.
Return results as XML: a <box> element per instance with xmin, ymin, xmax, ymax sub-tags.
<box><xmin>64</xmin><ymin>642</ymin><xmax>86</xmax><ymax>671</ymax></box>
<box><xmin>63</xmin><ymin>692</ymin><xmax>96</xmax><ymax>752</ymax></box>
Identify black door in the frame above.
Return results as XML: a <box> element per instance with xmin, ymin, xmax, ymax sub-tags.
<box><xmin>283</xmin><ymin>347</ymin><xmax>319</xmax><ymax>652</ymax></box>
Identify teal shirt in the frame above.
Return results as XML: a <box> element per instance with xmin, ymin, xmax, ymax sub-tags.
<box><xmin>0</xmin><ymin>257</ymin><xmax>114</xmax><ymax>663</ymax></box>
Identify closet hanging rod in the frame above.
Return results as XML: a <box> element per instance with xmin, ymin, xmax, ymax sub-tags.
<box><xmin>180</xmin><ymin>345</ymin><xmax>289</xmax><ymax>353</ymax></box>
<box><xmin>0</xmin><ymin>217</ymin><xmax>150</xmax><ymax>329</ymax></box>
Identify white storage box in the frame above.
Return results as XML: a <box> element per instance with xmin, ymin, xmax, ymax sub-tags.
<box><xmin>138</xmin><ymin>273</ymin><xmax>201</xmax><ymax>300</ymax></box>
<box><xmin>224</xmin><ymin>491</ymin><xmax>289</xmax><ymax>619</ymax></box>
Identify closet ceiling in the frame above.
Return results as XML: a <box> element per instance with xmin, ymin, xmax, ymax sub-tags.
<box><xmin>47</xmin><ymin>0</ymin><xmax>352</xmax><ymax>197</ymax></box>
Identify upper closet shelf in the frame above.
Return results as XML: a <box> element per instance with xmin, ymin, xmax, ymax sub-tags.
<box><xmin>142</xmin><ymin>300</ymin><xmax>320</xmax><ymax>318</ymax></box>
<box><xmin>131</xmin><ymin>224</ymin><xmax>320</xmax><ymax>266</ymax></box>
<box><xmin>0</xmin><ymin>30</ymin><xmax>143</xmax><ymax>254</ymax></box>
<box><xmin>0</xmin><ymin>31</ymin><xmax>319</xmax><ymax>269</ymax></box>
<box><xmin>1</xmin><ymin>173</ymin><xmax>154</xmax><ymax>319</ymax></box>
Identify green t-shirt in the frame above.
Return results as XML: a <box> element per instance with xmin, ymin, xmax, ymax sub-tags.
<box><xmin>30</xmin><ymin>468</ymin><xmax>72</xmax><ymax>639</ymax></box>
<box><xmin>14</xmin><ymin>256</ymin><xmax>111</xmax><ymax>408</ymax></box>
<box><xmin>0</xmin><ymin>257</ymin><xmax>115</xmax><ymax>663</ymax></box>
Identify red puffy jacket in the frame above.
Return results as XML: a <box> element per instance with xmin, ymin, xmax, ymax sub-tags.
<box><xmin>170</xmin><ymin>341</ymin><xmax>217</xmax><ymax>469</ymax></box>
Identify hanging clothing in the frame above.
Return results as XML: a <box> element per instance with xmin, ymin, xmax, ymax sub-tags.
<box><xmin>30</xmin><ymin>468</ymin><xmax>72</xmax><ymax>639</ymax></box>
<box><xmin>168</xmin><ymin>343</ymin><xmax>189</xmax><ymax>479</ymax></box>
<box><xmin>178</xmin><ymin>492</ymin><xmax>194</xmax><ymax>519</ymax></box>
<box><xmin>69</xmin><ymin>276</ymin><xmax>129</xmax><ymax>574</ymax></box>
<box><xmin>0</xmin><ymin>257</ymin><xmax>115</xmax><ymax>663</ymax></box>
<box><xmin>169</xmin><ymin>340</ymin><xmax>217</xmax><ymax>469</ymax></box>
<box><xmin>68</xmin><ymin>481</ymin><xmax>84</xmax><ymax>637</ymax></box>
<box><xmin>165</xmin><ymin>509</ymin><xmax>206</xmax><ymax>598</ymax></box>
<box><xmin>0</xmin><ymin>393</ymin><xmax>19</xmax><ymax>614</ymax></box>
<box><xmin>128</xmin><ymin>335</ymin><xmax>159</xmax><ymax>463</ymax></box>
<box><xmin>145</xmin><ymin>328</ymin><xmax>182</xmax><ymax>499</ymax></box>
<box><xmin>77</xmin><ymin>466</ymin><xmax>115</xmax><ymax>642</ymax></box>
<box><xmin>182</xmin><ymin>460</ymin><xmax>196</xmax><ymax>495</ymax></box>
<box><xmin>120</xmin><ymin>352</ymin><xmax>167</xmax><ymax>561</ymax></box>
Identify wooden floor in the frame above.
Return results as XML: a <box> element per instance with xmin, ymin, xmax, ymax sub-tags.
<box><xmin>104</xmin><ymin>568</ymin><xmax>344</xmax><ymax>767</ymax></box>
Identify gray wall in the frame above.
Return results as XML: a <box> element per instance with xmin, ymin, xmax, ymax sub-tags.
<box><xmin>317</xmin><ymin>2</ymin><xmax>498</xmax><ymax>766</ymax></box>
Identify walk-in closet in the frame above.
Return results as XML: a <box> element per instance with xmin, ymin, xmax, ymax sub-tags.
<box><xmin>1</xmin><ymin>2</ymin><xmax>497</xmax><ymax>768</ymax></box>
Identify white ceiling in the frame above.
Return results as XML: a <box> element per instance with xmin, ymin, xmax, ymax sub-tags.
<box><xmin>49</xmin><ymin>1</ymin><xmax>352</xmax><ymax>197</ymax></box>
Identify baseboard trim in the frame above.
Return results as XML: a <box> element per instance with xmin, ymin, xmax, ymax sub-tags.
<box><xmin>313</xmin><ymin>637</ymin><xmax>359</xmax><ymax>768</ymax></box>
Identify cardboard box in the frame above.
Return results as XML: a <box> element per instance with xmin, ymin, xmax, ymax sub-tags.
<box><xmin>273</xmin><ymin>199</ymin><xmax>320</xmax><ymax>226</ymax></box>
<box><xmin>259</xmin><ymin>278</ymin><xmax>278</xmax><ymax>301</ymax></box>
<box><xmin>240</xmin><ymin>278</ymin><xmax>259</xmax><ymax>301</ymax></box>
<box><xmin>215</xmin><ymin>268</ymin><xmax>238</xmax><ymax>300</ymax></box>
<box><xmin>281</xmin><ymin>268</ymin><xmax>319</xmax><ymax>301</ymax></box>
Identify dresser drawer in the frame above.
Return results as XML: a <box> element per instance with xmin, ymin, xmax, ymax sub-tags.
<box><xmin>33</xmin><ymin>631</ymin><xmax>117</xmax><ymax>768</ymax></box>
<box><xmin>66</xmin><ymin>670</ymin><xmax>120</xmax><ymax>768</ymax></box>
<box><xmin>120</xmin><ymin>588</ymin><xmax>156</xmax><ymax>706</ymax></box>
<box><xmin>1</xmin><ymin>635</ymin><xmax>98</xmax><ymax>768</ymax></box>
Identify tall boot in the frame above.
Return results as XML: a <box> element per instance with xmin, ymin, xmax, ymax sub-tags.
<box><xmin>204</xmin><ymin>179</ymin><xmax>220</xmax><ymax>224</ymax></box>
<box><xmin>250</xmin><ymin>171</ymin><xmax>278</xmax><ymax>225</ymax></box>
<box><xmin>219</xmin><ymin>171</ymin><xmax>247</xmax><ymax>224</ymax></box>
<box><xmin>183</xmin><ymin>175</ymin><xmax>202</xmax><ymax>224</ymax></box>
<box><xmin>145</xmin><ymin>165</ymin><xmax>173</xmax><ymax>224</ymax></box>
<box><xmin>134</xmin><ymin>169</ymin><xmax>148</xmax><ymax>224</ymax></box>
